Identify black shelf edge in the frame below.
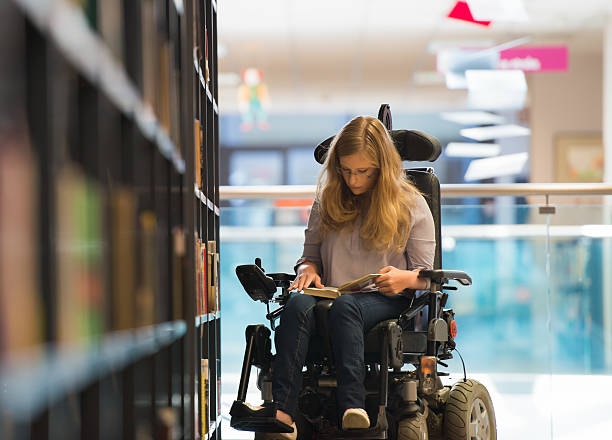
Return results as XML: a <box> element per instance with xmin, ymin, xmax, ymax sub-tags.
<box><xmin>194</xmin><ymin>184</ymin><xmax>220</xmax><ymax>216</ymax></box>
<box><xmin>195</xmin><ymin>313</ymin><xmax>219</xmax><ymax>328</ymax></box>
<box><xmin>212</xmin><ymin>0</ymin><xmax>217</xmax><ymax>14</ymax></box>
<box><xmin>12</xmin><ymin>0</ymin><xmax>186</xmax><ymax>175</ymax></box>
<box><xmin>0</xmin><ymin>320</ymin><xmax>187</xmax><ymax>421</ymax></box>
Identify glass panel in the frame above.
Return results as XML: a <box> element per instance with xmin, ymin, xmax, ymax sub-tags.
<box><xmin>220</xmin><ymin>202</ymin><xmax>612</xmax><ymax>439</ymax></box>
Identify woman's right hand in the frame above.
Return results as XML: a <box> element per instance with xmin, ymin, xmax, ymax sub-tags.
<box><xmin>289</xmin><ymin>262</ymin><xmax>324</xmax><ymax>291</ymax></box>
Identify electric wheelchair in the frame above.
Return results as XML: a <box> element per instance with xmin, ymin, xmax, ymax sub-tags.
<box><xmin>229</xmin><ymin>106</ymin><xmax>496</xmax><ymax>440</ymax></box>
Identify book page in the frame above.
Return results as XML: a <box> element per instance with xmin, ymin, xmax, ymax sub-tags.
<box><xmin>338</xmin><ymin>273</ymin><xmax>381</xmax><ymax>293</ymax></box>
<box><xmin>302</xmin><ymin>287</ymin><xmax>340</xmax><ymax>299</ymax></box>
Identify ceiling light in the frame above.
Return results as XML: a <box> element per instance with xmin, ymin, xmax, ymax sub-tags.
<box><xmin>445</xmin><ymin>142</ymin><xmax>501</xmax><ymax>157</ymax></box>
<box><xmin>467</xmin><ymin>0</ymin><xmax>529</xmax><ymax>23</ymax></box>
<box><xmin>460</xmin><ymin>124</ymin><xmax>531</xmax><ymax>141</ymax></box>
<box><xmin>464</xmin><ymin>152</ymin><xmax>528</xmax><ymax>181</ymax></box>
<box><xmin>466</xmin><ymin>69</ymin><xmax>527</xmax><ymax>92</ymax></box>
<box><xmin>466</xmin><ymin>69</ymin><xmax>527</xmax><ymax>109</ymax></box>
<box><xmin>441</xmin><ymin>111</ymin><xmax>505</xmax><ymax>125</ymax></box>
<box><xmin>428</xmin><ymin>39</ymin><xmax>495</xmax><ymax>54</ymax></box>
<box><xmin>445</xmin><ymin>72</ymin><xmax>468</xmax><ymax>89</ymax></box>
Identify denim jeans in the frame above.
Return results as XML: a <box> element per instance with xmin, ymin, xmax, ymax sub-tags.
<box><xmin>272</xmin><ymin>292</ymin><xmax>412</xmax><ymax>418</ymax></box>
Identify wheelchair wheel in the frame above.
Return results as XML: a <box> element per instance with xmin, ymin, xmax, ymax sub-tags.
<box><xmin>397</xmin><ymin>413</ymin><xmax>428</xmax><ymax>440</ymax></box>
<box><xmin>443</xmin><ymin>379</ymin><xmax>496</xmax><ymax>440</ymax></box>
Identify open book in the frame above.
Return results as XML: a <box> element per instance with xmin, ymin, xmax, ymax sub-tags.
<box><xmin>302</xmin><ymin>273</ymin><xmax>381</xmax><ymax>299</ymax></box>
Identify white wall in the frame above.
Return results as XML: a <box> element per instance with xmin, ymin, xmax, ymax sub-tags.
<box><xmin>529</xmin><ymin>51</ymin><xmax>603</xmax><ymax>183</ymax></box>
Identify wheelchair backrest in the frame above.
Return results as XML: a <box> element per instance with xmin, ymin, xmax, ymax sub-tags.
<box><xmin>405</xmin><ymin>168</ymin><xmax>442</xmax><ymax>271</ymax></box>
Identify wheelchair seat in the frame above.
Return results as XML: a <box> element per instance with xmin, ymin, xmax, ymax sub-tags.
<box><xmin>305</xmin><ymin>299</ymin><xmax>428</xmax><ymax>368</ymax></box>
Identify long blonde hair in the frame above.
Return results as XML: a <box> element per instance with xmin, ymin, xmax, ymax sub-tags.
<box><xmin>316</xmin><ymin>116</ymin><xmax>420</xmax><ymax>253</ymax></box>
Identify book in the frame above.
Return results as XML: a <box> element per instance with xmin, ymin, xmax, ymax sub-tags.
<box><xmin>156</xmin><ymin>407</ymin><xmax>180</xmax><ymax>440</ymax></box>
<box><xmin>0</xmin><ymin>146</ymin><xmax>42</xmax><ymax>354</ymax></box>
<box><xmin>302</xmin><ymin>273</ymin><xmax>382</xmax><ymax>299</ymax></box>
<box><xmin>207</xmin><ymin>241</ymin><xmax>219</xmax><ymax>313</ymax></box>
<box><xmin>171</xmin><ymin>226</ymin><xmax>185</xmax><ymax>320</ymax></box>
<box><xmin>194</xmin><ymin>119</ymin><xmax>202</xmax><ymax>189</ymax></box>
<box><xmin>110</xmin><ymin>187</ymin><xmax>136</xmax><ymax>330</ymax></box>
<box><xmin>135</xmin><ymin>210</ymin><xmax>157</xmax><ymax>327</ymax></box>
<box><xmin>56</xmin><ymin>165</ymin><xmax>105</xmax><ymax>343</ymax></box>
<box><xmin>201</xmin><ymin>359</ymin><xmax>209</xmax><ymax>436</ymax></box>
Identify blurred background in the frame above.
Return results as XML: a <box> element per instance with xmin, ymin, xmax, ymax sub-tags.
<box><xmin>216</xmin><ymin>1</ymin><xmax>612</xmax><ymax>439</ymax></box>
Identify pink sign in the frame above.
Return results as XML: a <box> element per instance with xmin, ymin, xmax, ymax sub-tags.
<box><xmin>499</xmin><ymin>46</ymin><xmax>568</xmax><ymax>73</ymax></box>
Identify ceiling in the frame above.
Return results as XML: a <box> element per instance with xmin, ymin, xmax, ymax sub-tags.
<box><xmin>217</xmin><ymin>0</ymin><xmax>612</xmax><ymax>114</ymax></box>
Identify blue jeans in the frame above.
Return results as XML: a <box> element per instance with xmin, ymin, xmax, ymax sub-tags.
<box><xmin>272</xmin><ymin>292</ymin><xmax>412</xmax><ymax>418</ymax></box>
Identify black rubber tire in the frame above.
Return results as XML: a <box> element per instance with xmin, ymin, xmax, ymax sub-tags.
<box><xmin>443</xmin><ymin>379</ymin><xmax>496</xmax><ymax>440</ymax></box>
<box><xmin>397</xmin><ymin>413</ymin><xmax>428</xmax><ymax>440</ymax></box>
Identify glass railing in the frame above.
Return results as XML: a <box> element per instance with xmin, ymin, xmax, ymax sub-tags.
<box><xmin>218</xmin><ymin>185</ymin><xmax>612</xmax><ymax>439</ymax></box>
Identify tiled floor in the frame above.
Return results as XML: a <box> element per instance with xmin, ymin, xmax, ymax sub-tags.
<box><xmin>219</xmin><ymin>372</ymin><xmax>612</xmax><ymax>439</ymax></box>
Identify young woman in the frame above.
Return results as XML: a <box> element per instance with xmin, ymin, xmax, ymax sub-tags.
<box><xmin>261</xmin><ymin>116</ymin><xmax>435</xmax><ymax>440</ymax></box>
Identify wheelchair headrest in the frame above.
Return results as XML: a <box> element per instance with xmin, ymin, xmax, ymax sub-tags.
<box><xmin>314</xmin><ymin>129</ymin><xmax>442</xmax><ymax>164</ymax></box>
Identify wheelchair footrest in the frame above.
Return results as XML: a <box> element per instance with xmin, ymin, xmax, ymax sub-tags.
<box><xmin>229</xmin><ymin>401</ymin><xmax>294</xmax><ymax>433</ymax></box>
<box><xmin>334</xmin><ymin>413</ymin><xmax>388</xmax><ymax>440</ymax></box>
<box><xmin>335</xmin><ymin>427</ymin><xmax>388</xmax><ymax>440</ymax></box>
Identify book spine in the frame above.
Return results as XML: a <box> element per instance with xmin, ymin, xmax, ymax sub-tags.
<box><xmin>111</xmin><ymin>187</ymin><xmax>136</xmax><ymax>330</ymax></box>
<box><xmin>201</xmin><ymin>358</ymin><xmax>209</xmax><ymax>436</ymax></box>
<box><xmin>136</xmin><ymin>211</ymin><xmax>157</xmax><ymax>327</ymax></box>
<box><xmin>206</xmin><ymin>241</ymin><xmax>218</xmax><ymax>313</ymax></box>
<box><xmin>0</xmin><ymin>147</ymin><xmax>42</xmax><ymax>353</ymax></box>
<box><xmin>171</xmin><ymin>226</ymin><xmax>185</xmax><ymax>320</ymax></box>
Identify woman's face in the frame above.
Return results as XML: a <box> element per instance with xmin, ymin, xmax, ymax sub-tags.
<box><xmin>337</xmin><ymin>152</ymin><xmax>378</xmax><ymax>195</ymax></box>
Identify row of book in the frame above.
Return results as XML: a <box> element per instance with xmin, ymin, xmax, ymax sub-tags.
<box><xmin>0</xmin><ymin>146</ymin><xmax>187</xmax><ymax>356</ymax></box>
<box><xmin>196</xmin><ymin>236</ymin><xmax>220</xmax><ymax>316</ymax></box>
<box><xmin>70</xmin><ymin>0</ymin><xmax>183</xmax><ymax>153</ymax></box>
<box><xmin>196</xmin><ymin>358</ymin><xmax>221</xmax><ymax>438</ymax></box>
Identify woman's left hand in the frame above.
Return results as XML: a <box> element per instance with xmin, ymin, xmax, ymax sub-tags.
<box><xmin>375</xmin><ymin>266</ymin><xmax>423</xmax><ymax>296</ymax></box>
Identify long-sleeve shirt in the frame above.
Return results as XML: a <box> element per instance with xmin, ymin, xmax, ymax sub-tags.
<box><xmin>295</xmin><ymin>193</ymin><xmax>436</xmax><ymax>289</ymax></box>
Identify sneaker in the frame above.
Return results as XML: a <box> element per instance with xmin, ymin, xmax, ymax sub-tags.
<box><xmin>342</xmin><ymin>408</ymin><xmax>370</xmax><ymax>429</ymax></box>
<box><xmin>254</xmin><ymin>423</ymin><xmax>297</xmax><ymax>440</ymax></box>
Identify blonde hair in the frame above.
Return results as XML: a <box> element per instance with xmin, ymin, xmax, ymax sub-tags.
<box><xmin>316</xmin><ymin>116</ymin><xmax>421</xmax><ymax>253</ymax></box>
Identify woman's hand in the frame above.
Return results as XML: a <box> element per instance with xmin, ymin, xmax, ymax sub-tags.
<box><xmin>290</xmin><ymin>262</ymin><xmax>324</xmax><ymax>292</ymax></box>
<box><xmin>375</xmin><ymin>266</ymin><xmax>426</xmax><ymax>296</ymax></box>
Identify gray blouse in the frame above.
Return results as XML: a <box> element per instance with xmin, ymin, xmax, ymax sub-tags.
<box><xmin>295</xmin><ymin>193</ymin><xmax>436</xmax><ymax>288</ymax></box>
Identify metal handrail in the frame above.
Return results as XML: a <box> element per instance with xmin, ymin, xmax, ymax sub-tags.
<box><xmin>219</xmin><ymin>183</ymin><xmax>612</xmax><ymax>200</ymax></box>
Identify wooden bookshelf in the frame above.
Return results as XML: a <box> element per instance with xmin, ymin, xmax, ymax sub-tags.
<box><xmin>0</xmin><ymin>0</ymin><xmax>220</xmax><ymax>439</ymax></box>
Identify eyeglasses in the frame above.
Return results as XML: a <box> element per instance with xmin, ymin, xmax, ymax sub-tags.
<box><xmin>336</xmin><ymin>167</ymin><xmax>378</xmax><ymax>179</ymax></box>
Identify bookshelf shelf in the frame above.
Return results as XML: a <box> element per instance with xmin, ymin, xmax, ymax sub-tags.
<box><xmin>212</xmin><ymin>0</ymin><xmax>217</xmax><ymax>14</ymax></box>
<box><xmin>206</xmin><ymin>419</ymin><xmax>222</xmax><ymax>439</ymax></box>
<box><xmin>195</xmin><ymin>183</ymin><xmax>221</xmax><ymax>216</ymax></box>
<box><xmin>193</xmin><ymin>49</ymin><xmax>219</xmax><ymax>115</ymax></box>
<box><xmin>3</xmin><ymin>0</ymin><xmax>219</xmax><ymax>437</ymax></box>
<box><xmin>0</xmin><ymin>321</ymin><xmax>186</xmax><ymax>421</ymax></box>
<box><xmin>173</xmin><ymin>0</ymin><xmax>185</xmax><ymax>15</ymax></box>
<box><xmin>196</xmin><ymin>313</ymin><xmax>219</xmax><ymax>328</ymax></box>
<box><xmin>12</xmin><ymin>0</ymin><xmax>186</xmax><ymax>174</ymax></box>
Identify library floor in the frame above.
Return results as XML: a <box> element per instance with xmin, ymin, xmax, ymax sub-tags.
<box><xmin>220</xmin><ymin>372</ymin><xmax>612</xmax><ymax>439</ymax></box>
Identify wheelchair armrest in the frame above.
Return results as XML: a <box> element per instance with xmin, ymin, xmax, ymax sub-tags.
<box><xmin>236</xmin><ymin>264</ymin><xmax>277</xmax><ymax>302</ymax></box>
<box><xmin>418</xmin><ymin>269</ymin><xmax>472</xmax><ymax>286</ymax></box>
<box><xmin>267</xmin><ymin>272</ymin><xmax>295</xmax><ymax>288</ymax></box>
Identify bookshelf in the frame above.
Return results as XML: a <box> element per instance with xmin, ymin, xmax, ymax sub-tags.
<box><xmin>0</xmin><ymin>0</ymin><xmax>220</xmax><ymax>439</ymax></box>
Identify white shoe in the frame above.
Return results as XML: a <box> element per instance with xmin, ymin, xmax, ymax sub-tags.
<box><xmin>342</xmin><ymin>408</ymin><xmax>370</xmax><ymax>429</ymax></box>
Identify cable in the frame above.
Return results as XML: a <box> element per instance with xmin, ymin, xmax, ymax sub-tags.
<box><xmin>453</xmin><ymin>347</ymin><xmax>467</xmax><ymax>382</ymax></box>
